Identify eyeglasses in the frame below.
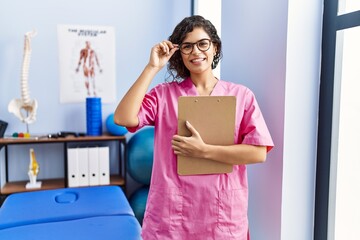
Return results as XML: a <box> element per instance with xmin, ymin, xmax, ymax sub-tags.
<box><xmin>179</xmin><ymin>38</ymin><xmax>212</xmax><ymax>55</ymax></box>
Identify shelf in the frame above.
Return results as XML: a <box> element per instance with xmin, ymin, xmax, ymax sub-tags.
<box><xmin>1</xmin><ymin>179</ymin><xmax>65</xmax><ymax>195</ymax></box>
<box><xmin>0</xmin><ymin>135</ymin><xmax>126</xmax><ymax>145</ymax></box>
<box><xmin>0</xmin><ymin>135</ymin><xmax>127</xmax><ymax>198</ymax></box>
<box><xmin>1</xmin><ymin>176</ymin><xmax>125</xmax><ymax>195</ymax></box>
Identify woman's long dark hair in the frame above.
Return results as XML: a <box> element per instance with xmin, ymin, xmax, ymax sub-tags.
<box><xmin>167</xmin><ymin>15</ymin><xmax>222</xmax><ymax>82</ymax></box>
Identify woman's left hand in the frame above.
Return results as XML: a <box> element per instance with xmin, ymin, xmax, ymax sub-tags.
<box><xmin>172</xmin><ymin>121</ymin><xmax>206</xmax><ymax>158</ymax></box>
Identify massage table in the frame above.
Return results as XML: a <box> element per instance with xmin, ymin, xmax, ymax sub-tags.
<box><xmin>0</xmin><ymin>186</ymin><xmax>142</xmax><ymax>240</ymax></box>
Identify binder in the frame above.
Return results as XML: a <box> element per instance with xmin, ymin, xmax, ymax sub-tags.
<box><xmin>78</xmin><ymin>148</ymin><xmax>89</xmax><ymax>186</ymax></box>
<box><xmin>98</xmin><ymin>147</ymin><xmax>110</xmax><ymax>185</ymax></box>
<box><xmin>67</xmin><ymin>148</ymin><xmax>79</xmax><ymax>187</ymax></box>
<box><xmin>177</xmin><ymin>96</ymin><xmax>236</xmax><ymax>175</ymax></box>
<box><xmin>88</xmin><ymin>147</ymin><xmax>100</xmax><ymax>186</ymax></box>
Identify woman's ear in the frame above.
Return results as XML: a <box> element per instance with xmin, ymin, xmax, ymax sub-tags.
<box><xmin>212</xmin><ymin>44</ymin><xmax>218</xmax><ymax>56</ymax></box>
<box><xmin>213</xmin><ymin>44</ymin><xmax>217</xmax><ymax>53</ymax></box>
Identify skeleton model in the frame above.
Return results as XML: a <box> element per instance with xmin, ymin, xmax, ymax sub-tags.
<box><xmin>8</xmin><ymin>30</ymin><xmax>38</xmax><ymax>131</ymax></box>
<box><xmin>26</xmin><ymin>148</ymin><xmax>42</xmax><ymax>189</ymax></box>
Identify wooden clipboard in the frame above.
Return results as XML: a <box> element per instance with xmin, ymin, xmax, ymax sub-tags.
<box><xmin>177</xmin><ymin>96</ymin><xmax>236</xmax><ymax>175</ymax></box>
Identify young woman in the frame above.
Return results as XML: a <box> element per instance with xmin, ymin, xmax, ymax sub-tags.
<box><xmin>115</xmin><ymin>15</ymin><xmax>274</xmax><ymax>240</ymax></box>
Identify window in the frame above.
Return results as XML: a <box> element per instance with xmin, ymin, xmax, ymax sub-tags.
<box><xmin>338</xmin><ymin>0</ymin><xmax>360</xmax><ymax>15</ymax></box>
<box><xmin>315</xmin><ymin>1</ymin><xmax>360</xmax><ymax>239</ymax></box>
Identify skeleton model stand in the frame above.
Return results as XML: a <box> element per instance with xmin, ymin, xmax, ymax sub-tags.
<box><xmin>8</xmin><ymin>30</ymin><xmax>38</xmax><ymax>133</ymax></box>
<box><xmin>26</xmin><ymin>148</ymin><xmax>41</xmax><ymax>189</ymax></box>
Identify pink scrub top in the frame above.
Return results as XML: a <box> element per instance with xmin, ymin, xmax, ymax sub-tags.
<box><xmin>128</xmin><ymin>78</ymin><xmax>274</xmax><ymax>240</ymax></box>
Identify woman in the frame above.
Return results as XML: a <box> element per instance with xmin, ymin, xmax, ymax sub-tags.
<box><xmin>115</xmin><ymin>15</ymin><xmax>274</xmax><ymax>240</ymax></box>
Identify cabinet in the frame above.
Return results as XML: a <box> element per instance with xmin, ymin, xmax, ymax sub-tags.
<box><xmin>0</xmin><ymin>135</ymin><xmax>127</xmax><ymax>196</ymax></box>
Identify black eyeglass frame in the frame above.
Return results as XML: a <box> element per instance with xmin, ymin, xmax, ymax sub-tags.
<box><xmin>178</xmin><ymin>38</ymin><xmax>212</xmax><ymax>55</ymax></box>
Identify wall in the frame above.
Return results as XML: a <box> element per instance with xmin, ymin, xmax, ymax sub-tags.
<box><xmin>0</xmin><ymin>0</ymin><xmax>190</xmax><ymax>188</ymax></box>
<box><xmin>222</xmin><ymin>1</ymin><xmax>287</xmax><ymax>238</ymax></box>
<box><xmin>193</xmin><ymin>0</ymin><xmax>222</xmax><ymax>78</ymax></box>
<box><xmin>222</xmin><ymin>0</ymin><xmax>323</xmax><ymax>239</ymax></box>
<box><xmin>0</xmin><ymin>0</ymin><xmax>190</xmax><ymax>134</ymax></box>
<box><xmin>282</xmin><ymin>1</ymin><xmax>323</xmax><ymax>239</ymax></box>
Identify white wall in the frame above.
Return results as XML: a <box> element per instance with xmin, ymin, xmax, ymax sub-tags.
<box><xmin>282</xmin><ymin>1</ymin><xmax>323</xmax><ymax>239</ymax></box>
<box><xmin>193</xmin><ymin>0</ymin><xmax>222</xmax><ymax>78</ymax></box>
<box><xmin>222</xmin><ymin>0</ymin><xmax>323</xmax><ymax>239</ymax></box>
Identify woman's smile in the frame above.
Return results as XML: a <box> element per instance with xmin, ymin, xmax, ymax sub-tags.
<box><xmin>190</xmin><ymin>56</ymin><xmax>206</xmax><ymax>64</ymax></box>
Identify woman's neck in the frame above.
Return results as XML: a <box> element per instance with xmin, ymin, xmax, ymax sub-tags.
<box><xmin>190</xmin><ymin>73</ymin><xmax>218</xmax><ymax>96</ymax></box>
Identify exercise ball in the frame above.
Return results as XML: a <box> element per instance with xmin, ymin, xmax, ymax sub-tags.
<box><xmin>105</xmin><ymin>113</ymin><xmax>128</xmax><ymax>136</ymax></box>
<box><xmin>127</xmin><ymin>127</ymin><xmax>154</xmax><ymax>185</ymax></box>
<box><xmin>129</xmin><ymin>186</ymin><xmax>149</xmax><ymax>225</ymax></box>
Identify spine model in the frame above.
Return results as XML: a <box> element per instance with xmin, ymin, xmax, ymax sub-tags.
<box><xmin>8</xmin><ymin>30</ymin><xmax>38</xmax><ymax>125</ymax></box>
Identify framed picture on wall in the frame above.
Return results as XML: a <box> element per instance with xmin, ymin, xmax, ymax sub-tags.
<box><xmin>57</xmin><ymin>24</ymin><xmax>116</xmax><ymax>103</ymax></box>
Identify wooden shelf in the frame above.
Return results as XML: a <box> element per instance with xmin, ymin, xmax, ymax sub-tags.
<box><xmin>0</xmin><ymin>135</ymin><xmax>126</xmax><ymax>145</ymax></box>
<box><xmin>1</xmin><ymin>179</ymin><xmax>65</xmax><ymax>195</ymax></box>
<box><xmin>109</xmin><ymin>175</ymin><xmax>125</xmax><ymax>186</ymax></box>
<box><xmin>0</xmin><ymin>135</ymin><xmax>127</xmax><ymax>197</ymax></box>
<box><xmin>1</xmin><ymin>176</ymin><xmax>125</xmax><ymax>195</ymax></box>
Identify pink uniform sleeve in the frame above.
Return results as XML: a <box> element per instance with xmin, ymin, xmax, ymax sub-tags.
<box><xmin>239</xmin><ymin>90</ymin><xmax>274</xmax><ymax>152</ymax></box>
<box><xmin>126</xmin><ymin>88</ymin><xmax>158</xmax><ymax>133</ymax></box>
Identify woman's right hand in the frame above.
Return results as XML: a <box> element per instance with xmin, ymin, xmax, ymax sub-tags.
<box><xmin>148</xmin><ymin>40</ymin><xmax>178</xmax><ymax>69</ymax></box>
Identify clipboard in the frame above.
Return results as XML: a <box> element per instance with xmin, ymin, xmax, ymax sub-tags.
<box><xmin>177</xmin><ymin>96</ymin><xmax>236</xmax><ymax>175</ymax></box>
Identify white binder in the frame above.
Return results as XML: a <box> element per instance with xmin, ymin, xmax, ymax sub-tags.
<box><xmin>88</xmin><ymin>147</ymin><xmax>100</xmax><ymax>186</ymax></box>
<box><xmin>67</xmin><ymin>148</ymin><xmax>79</xmax><ymax>187</ymax></box>
<box><xmin>78</xmin><ymin>148</ymin><xmax>89</xmax><ymax>186</ymax></box>
<box><xmin>98</xmin><ymin>147</ymin><xmax>110</xmax><ymax>185</ymax></box>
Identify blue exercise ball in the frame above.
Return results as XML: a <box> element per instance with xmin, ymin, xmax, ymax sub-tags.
<box><xmin>106</xmin><ymin>113</ymin><xmax>128</xmax><ymax>136</ymax></box>
<box><xmin>129</xmin><ymin>186</ymin><xmax>149</xmax><ymax>225</ymax></box>
<box><xmin>127</xmin><ymin>127</ymin><xmax>154</xmax><ymax>185</ymax></box>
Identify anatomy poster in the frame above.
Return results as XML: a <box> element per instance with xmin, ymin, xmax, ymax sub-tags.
<box><xmin>57</xmin><ymin>24</ymin><xmax>116</xmax><ymax>103</ymax></box>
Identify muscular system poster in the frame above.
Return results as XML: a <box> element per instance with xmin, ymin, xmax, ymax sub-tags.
<box><xmin>57</xmin><ymin>24</ymin><xmax>116</xmax><ymax>103</ymax></box>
